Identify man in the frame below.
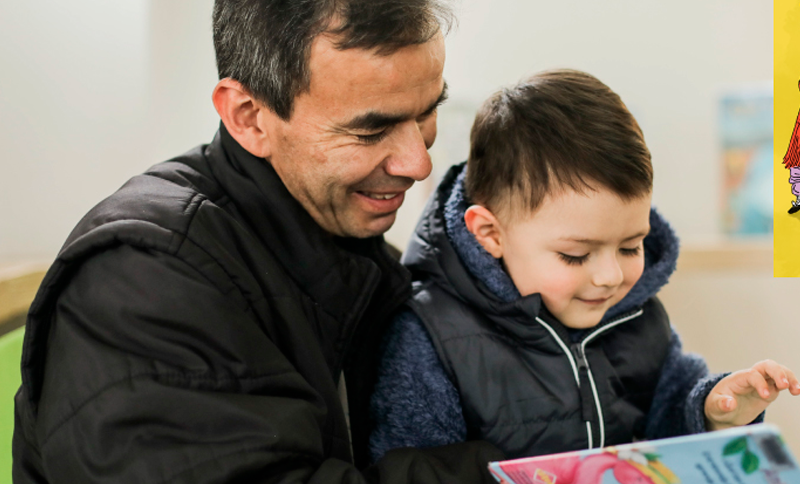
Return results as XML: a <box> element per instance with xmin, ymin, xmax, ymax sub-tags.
<box><xmin>12</xmin><ymin>1</ymin><xmax>503</xmax><ymax>482</ymax></box>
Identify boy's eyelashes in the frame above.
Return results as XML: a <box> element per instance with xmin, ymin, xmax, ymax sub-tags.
<box><xmin>558</xmin><ymin>253</ymin><xmax>589</xmax><ymax>266</ymax></box>
<box><xmin>557</xmin><ymin>246</ymin><xmax>643</xmax><ymax>266</ymax></box>
<box><xmin>620</xmin><ymin>246</ymin><xmax>641</xmax><ymax>257</ymax></box>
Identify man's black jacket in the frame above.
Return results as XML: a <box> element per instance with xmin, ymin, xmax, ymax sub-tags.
<box><xmin>12</xmin><ymin>127</ymin><xmax>502</xmax><ymax>483</ymax></box>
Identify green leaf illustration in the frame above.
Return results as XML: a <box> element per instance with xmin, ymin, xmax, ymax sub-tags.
<box><xmin>643</xmin><ymin>453</ymin><xmax>661</xmax><ymax>462</ymax></box>
<box><xmin>723</xmin><ymin>437</ymin><xmax>748</xmax><ymax>455</ymax></box>
<box><xmin>741</xmin><ymin>450</ymin><xmax>760</xmax><ymax>474</ymax></box>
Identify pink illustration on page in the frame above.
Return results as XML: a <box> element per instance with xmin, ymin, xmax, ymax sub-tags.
<box><xmin>492</xmin><ymin>448</ymin><xmax>680</xmax><ymax>484</ymax></box>
<box><xmin>489</xmin><ymin>424</ymin><xmax>800</xmax><ymax>484</ymax></box>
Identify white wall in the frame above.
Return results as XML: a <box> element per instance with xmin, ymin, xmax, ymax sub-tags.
<box><xmin>0</xmin><ymin>1</ymin><xmax>150</xmax><ymax>259</ymax></box>
<box><xmin>0</xmin><ymin>0</ymin><xmax>218</xmax><ymax>261</ymax></box>
<box><xmin>0</xmin><ymin>0</ymin><xmax>772</xmax><ymax>260</ymax></box>
<box><xmin>146</xmin><ymin>0</ymin><xmax>219</xmax><ymax>164</ymax></box>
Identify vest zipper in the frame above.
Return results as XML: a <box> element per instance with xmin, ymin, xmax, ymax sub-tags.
<box><xmin>570</xmin><ymin>343</ymin><xmax>595</xmax><ymax>437</ymax></box>
<box><xmin>535</xmin><ymin>308</ymin><xmax>644</xmax><ymax>450</ymax></box>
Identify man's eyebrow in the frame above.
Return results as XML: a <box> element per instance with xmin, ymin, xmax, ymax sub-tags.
<box><xmin>340</xmin><ymin>81</ymin><xmax>449</xmax><ymax>132</ymax></box>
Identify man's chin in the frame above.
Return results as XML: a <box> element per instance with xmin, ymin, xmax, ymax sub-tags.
<box><xmin>335</xmin><ymin>212</ymin><xmax>397</xmax><ymax>239</ymax></box>
<box><xmin>362</xmin><ymin>215</ymin><xmax>398</xmax><ymax>238</ymax></box>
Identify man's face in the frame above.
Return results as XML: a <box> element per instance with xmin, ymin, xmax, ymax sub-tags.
<box><xmin>497</xmin><ymin>187</ymin><xmax>651</xmax><ymax>329</ymax></box>
<box><xmin>264</xmin><ymin>33</ymin><xmax>446</xmax><ymax>238</ymax></box>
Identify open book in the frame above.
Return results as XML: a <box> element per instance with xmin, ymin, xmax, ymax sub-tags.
<box><xmin>488</xmin><ymin>424</ymin><xmax>799</xmax><ymax>484</ymax></box>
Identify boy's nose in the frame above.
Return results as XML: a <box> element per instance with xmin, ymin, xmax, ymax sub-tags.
<box><xmin>592</xmin><ymin>255</ymin><xmax>624</xmax><ymax>288</ymax></box>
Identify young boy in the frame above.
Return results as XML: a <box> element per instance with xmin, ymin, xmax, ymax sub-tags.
<box><xmin>369</xmin><ymin>69</ymin><xmax>800</xmax><ymax>461</ymax></box>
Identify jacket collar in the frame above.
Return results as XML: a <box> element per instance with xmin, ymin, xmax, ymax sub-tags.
<box><xmin>204</xmin><ymin>124</ymin><xmax>408</xmax><ymax>323</ymax></box>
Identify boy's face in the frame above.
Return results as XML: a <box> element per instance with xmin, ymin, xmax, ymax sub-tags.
<box><xmin>480</xmin><ymin>186</ymin><xmax>652</xmax><ymax>329</ymax></box>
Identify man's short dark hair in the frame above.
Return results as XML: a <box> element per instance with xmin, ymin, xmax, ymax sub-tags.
<box><xmin>465</xmin><ymin>69</ymin><xmax>653</xmax><ymax>221</ymax></box>
<box><xmin>213</xmin><ymin>0</ymin><xmax>454</xmax><ymax>120</ymax></box>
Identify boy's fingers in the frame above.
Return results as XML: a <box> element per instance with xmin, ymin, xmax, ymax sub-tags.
<box><xmin>786</xmin><ymin>368</ymin><xmax>800</xmax><ymax>395</ymax></box>
<box><xmin>743</xmin><ymin>369</ymin><xmax>772</xmax><ymax>399</ymax></box>
<box><xmin>754</xmin><ymin>360</ymin><xmax>800</xmax><ymax>395</ymax></box>
<box><xmin>758</xmin><ymin>360</ymin><xmax>790</xmax><ymax>390</ymax></box>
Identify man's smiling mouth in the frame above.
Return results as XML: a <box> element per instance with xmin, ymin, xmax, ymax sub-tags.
<box><xmin>354</xmin><ymin>190</ymin><xmax>407</xmax><ymax>214</ymax></box>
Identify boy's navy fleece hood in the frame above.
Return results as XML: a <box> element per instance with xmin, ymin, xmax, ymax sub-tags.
<box><xmin>403</xmin><ymin>162</ymin><xmax>680</xmax><ymax>327</ymax></box>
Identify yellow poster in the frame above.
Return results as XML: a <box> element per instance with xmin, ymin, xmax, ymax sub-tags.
<box><xmin>775</xmin><ymin>0</ymin><xmax>800</xmax><ymax>276</ymax></box>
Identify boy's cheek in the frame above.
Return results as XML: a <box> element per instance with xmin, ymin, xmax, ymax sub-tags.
<box><xmin>508</xmin><ymin>255</ymin><xmax>568</xmax><ymax>297</ymax></box>
<box><xmin>628</xmin><ymin>257</ymin><xmax>646</xmax><ymax>283</ymax></box>
<box><xmin>619</xmin><ymin>259</ymin><xmax>646</xmax><ymax>296</ymax></box>
<box><xmin>538</xmin><ymin>278</ymin><xmax>583</xmax><ymax>312</ymax></box>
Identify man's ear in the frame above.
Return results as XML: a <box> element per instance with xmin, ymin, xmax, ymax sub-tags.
<box><xmin>464</xmin><ymin>205</ymin><xmax>504</xmax><ymax>259</ymax></box>
<box><xmin>212</xmin><ymin>78</ymin><xmax>278</xmax><ymax>158</ymax></box>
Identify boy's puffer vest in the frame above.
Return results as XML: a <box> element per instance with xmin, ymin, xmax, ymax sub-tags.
<box><xmin>407</xmin><ymin>281</ymin><xmax>671</xmax><ymax>458</ymax></box>
<box><xmin>401</xmin><ymin>163</ymin><xmax>675</xmax><ymax>458</ymax></box>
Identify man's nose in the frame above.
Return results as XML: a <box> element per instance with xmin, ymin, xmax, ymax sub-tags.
<box><xmin>384</xmin><ymin>121</ymin><xmax>434</xmax><ymax>181</ymax></box>
<box><xmin>592</xmin><ymin>254</ymin><xmax>624</xmax><ymax>288</ymax></box>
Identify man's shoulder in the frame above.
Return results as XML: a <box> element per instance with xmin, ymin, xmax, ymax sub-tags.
<box><xmin>68</xmin><ymin>147</ymin><xmax>222</xmax><ymax>245</ymax></box>
<box><xmin>56</xmin><ymin>144</ymin><xmax>258</xmax><ymax>274</ymax></box>
<box><xmin>42</xmin><ymin>144</ymin><xmax>274</xmax><ymax>313</ymax></box>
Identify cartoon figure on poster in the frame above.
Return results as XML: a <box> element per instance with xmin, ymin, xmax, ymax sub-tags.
<box><xmin>783</xmin><ymin>80</ymin><xmax>800</xmax><ymax>215</ymax></box>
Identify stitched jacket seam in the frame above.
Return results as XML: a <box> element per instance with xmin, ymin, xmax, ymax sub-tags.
<box><xmin>40</xmin><ymin>369</ymin><xmax>296</xmax><ymax>448</ymax></box>
<box><xmin>173</xmin><ymin>192</ymin><xmax>205</xmax><ymax>255</ymax></box>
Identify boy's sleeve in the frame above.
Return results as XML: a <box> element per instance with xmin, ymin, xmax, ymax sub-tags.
<box><xmin>645</xmin><ymin>328</ymin><xmax>729</xmax><ymax>438</ymax></box>
<box><xmin>369</xmin><ymin>310</ymin><xmax>468</xmax><ymax>463</ymax></box>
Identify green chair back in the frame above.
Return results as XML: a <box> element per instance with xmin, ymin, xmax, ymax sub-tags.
<box><xmin>0</xmin><ymin>264</ymin><xmax>45</xmax><ymax>484</ymax></box>
<box><xmin>0</xmin><ymin>323</ymin><xmax>24</xmax><ymax>484</ymax></box>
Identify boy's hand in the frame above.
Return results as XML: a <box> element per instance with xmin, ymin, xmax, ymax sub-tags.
<box><xmin>705</xmin><ymin>360</ymin><xmax>800</xmax><ymax>431</ymax></box>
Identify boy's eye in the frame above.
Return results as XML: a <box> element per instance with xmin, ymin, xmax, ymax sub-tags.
<box><xmin>558</xmin><ymin>253</ymin><xmax>589</xmax><ymax>266</ymax></box>
<box><xmin>356</xmin><ymin>130</ymin><xmax>389</xmax><ymax>145</ymax></box>
<box><xmin>620</xmin><ymin>246</ymin><xmax>641</xmax><ymax>257</ymax></box>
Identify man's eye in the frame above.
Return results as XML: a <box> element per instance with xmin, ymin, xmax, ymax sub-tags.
<box><xmin>356</xmin><ymin>130</ymin><xmax>389</xmax><ymax>145</ymax></box>
<box><xmin>620</xmin><ymin>247</ymin><xmax>641</xmax><ymax>257</ymax></box>
<box><xmin>558</xmin><ymin>253</ymin><xmax>588</xmax><ymax>266</ymax></box>
<box><xmin>418</xmin><ymin>107</ymin><xmax>438</xmax><ymax>122</ymax></box>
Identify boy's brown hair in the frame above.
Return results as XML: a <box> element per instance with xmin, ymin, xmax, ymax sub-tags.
<box><xmin>465</xmin><ymin>69</ymin><xmax>653</xmax><ymax>221</ymax></box>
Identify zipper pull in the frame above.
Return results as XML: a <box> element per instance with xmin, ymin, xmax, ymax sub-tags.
<box><xmin>571</xmin><ymin>343</ymin><xmax>595</xmax><ymax>424</ymax></box>
<box><xmin>571</xmin><ymin>343</ymin><xmax>588</xmax><ymax>373</ymax></box>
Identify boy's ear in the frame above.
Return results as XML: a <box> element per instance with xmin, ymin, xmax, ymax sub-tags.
<box><xmin>212</xmin><ymin>78</ymin><xmax>278</xmax><ymax>159</ymax></box>
<box><xmin>464</xmin><ymin>205</ymin><xmax>504</xmax><ymax>259</ymax></box>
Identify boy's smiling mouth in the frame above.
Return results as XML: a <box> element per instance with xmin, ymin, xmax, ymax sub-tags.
<box><xmin>577</xmin><ymin>296</ymin><xmax>613</xmax><ymax>305</ymax></box>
